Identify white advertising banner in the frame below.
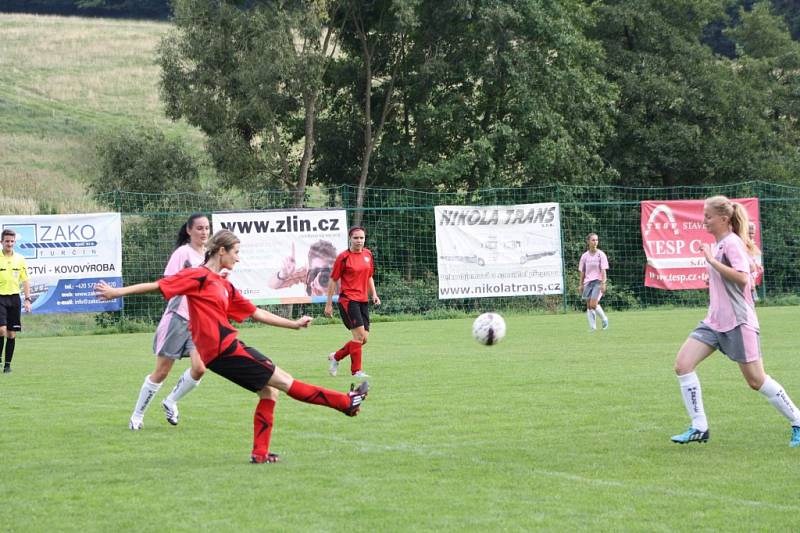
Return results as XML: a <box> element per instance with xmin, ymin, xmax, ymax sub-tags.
<box><xmin>435</xmin><ymin>203</ymin><xmax>564</xmax><ymax>299</ymax></box>
<box><xmin>0</xmin><ymin>213</ymin><xmax>122</xmax><ymax>313</ymax></box>
<box><xmin>213</xmin><ymin>210</ymin><xmax>349</xmax><ymax>304</ymax></box>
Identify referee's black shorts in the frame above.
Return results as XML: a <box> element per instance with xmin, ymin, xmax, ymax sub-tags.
<box><xmin>0</xmin><ymin>294</ymin><xmax>22</xmax><ymax>331</ymax></box>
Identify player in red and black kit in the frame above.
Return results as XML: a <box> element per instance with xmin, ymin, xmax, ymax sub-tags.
<box><xmin>324</xmin><ymin>226</ymin><xmax>381</xmax><ymax>377</ymax></box>
<box><xmin>95</xmin><ymin>229</ymin><xmax>368</xmax><ymax>464</ymax></box>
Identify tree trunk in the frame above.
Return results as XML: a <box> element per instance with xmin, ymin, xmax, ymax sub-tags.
<box><xmin>294</xmin><ymin>92</ymin><xmax>318</xmax><ymax>208</ymax></box>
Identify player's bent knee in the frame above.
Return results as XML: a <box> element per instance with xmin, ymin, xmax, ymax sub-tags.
<box><xmin>674</xmin><ymin>361</ymin><xmax>693</xmax><ymax>376</ymax></box>
<box><xmin>267</xmin><ymin>367</ymin><xmax>293</xmax><ymax>393</ymax></box>
<box><xmin>258</xmin><ymin>385</ymin><xmax>280</xmax><ymax>401</ymax></box>
<box><xmin>745</xmin><ymin>375</ymin><xmax>765</xmax><ymax>391</ymax></box>
<box><xmin>151</xmin><ymin>367</ymin><xmax>171</xmax><ymax>382</ymax></box>
<box><xmin>747</xmin><ymin>380</ymin><xmax>762</xmax><ymax>391</ymax></box>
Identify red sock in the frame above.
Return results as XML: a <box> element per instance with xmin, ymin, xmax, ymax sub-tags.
<box><xmin>349</xmin><ymin>341</ymin><xmax>363</xmax><ymax>374</ymax></box>
<box><xmin>334</xmin><ymin>342</ymin><xmax>350</xmax><ymax>361</ymax></box>
<box><xmin>252</xmin><ymin>399</ymin><xmax>276</xmax><ymax>456</ymax></box>
<box><xmin>288</xmin><ymin>380</ymin><xmax>349</xmax><ymax>411</ymax></box>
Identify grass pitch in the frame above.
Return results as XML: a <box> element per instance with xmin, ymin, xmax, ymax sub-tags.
<box><xmin>3</xmin><ymin>307</ymin><xmax>800</xmax><ymax>531</ymax></box>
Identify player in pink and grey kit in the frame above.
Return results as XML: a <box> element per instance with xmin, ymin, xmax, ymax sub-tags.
<box><xmin>129</xmin><ymin>214</ymin><xmax>211</xmax><ymax>430</ymax></box>
<box><xmin>578</xmin><ymin>233</ymin><xmax>609</xmax><ymax>331</ymax></box>
<box><xmin>671</xmin><ymin>196</ymin><xmax>800</xmax><ymax>447</ymax></box>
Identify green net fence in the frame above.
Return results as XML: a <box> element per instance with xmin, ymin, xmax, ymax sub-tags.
<box><xmin>96</xmin><ymin>180</ymin><xmax>800</xmax><ymax>322</ymax></box>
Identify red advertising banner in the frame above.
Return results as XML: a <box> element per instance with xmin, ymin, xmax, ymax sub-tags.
<box><xmin>641</xmin><ymin>198</ymin><xmax>760</xmax><ymax>290</ymax></box>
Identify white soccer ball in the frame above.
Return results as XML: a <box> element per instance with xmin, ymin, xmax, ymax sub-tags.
<box><xmin>472</xmin><ymin>312</ymin><xmax>506</xmax><ymax>346</ymax></box>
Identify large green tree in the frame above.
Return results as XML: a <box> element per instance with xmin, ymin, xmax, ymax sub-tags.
<box><xmin>159</xmin><ymin>0</ymin><xmax>340</xmax><ymax>206</ymax></box>
<box><xmin>335</xmin><ymin>0</ymin><xmax>414</xmax><ymax>223</ymax></box>
<box><xmin>591</xmin><ymin>0</ymin><xmax>800</xmax><ymax>186</ymax></box>
<box><xmin>315</xmin><ymin>0</ymin><xmax>617</xmax><ymax>192</ymax></box>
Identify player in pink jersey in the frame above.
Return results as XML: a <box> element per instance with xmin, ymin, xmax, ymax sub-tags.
<box><xmin>671</xmin><ymin>195</ymin><xmax>800</xmax><ymax>447</ymax></box>
<box><xmin>746</xmin><ymin>221</ymin><xmax>763</xmax><ymax>302</ymax></box>
<box><xmin>129</xmin><ymin>214</ymin><xmax>210</xmax><ymax>431</ymax></box>
<box><xmin>578</xmin><ymin>233</ymin><xmax>609</xmax><ymax>331</ymax></box>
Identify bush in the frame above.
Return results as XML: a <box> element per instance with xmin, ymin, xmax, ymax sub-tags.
<box><xmin>89</xmin><ymin>126</ymin><xmax>202</xmax><ymax>210</ymax></box>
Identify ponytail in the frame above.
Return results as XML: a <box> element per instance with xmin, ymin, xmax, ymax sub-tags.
<box><xmin>730</xmin><ymin>202</ymin><xmax>750</xmax><ymax>247</ymax></box>
<box><xmin>705</xmin><ymin>195</ymin><xmax>753</xmax><ymax>248</ymax></box>
<box><xmin>175</xmin><ymin>213</ymin><xmax>209</xmax><ymax>249</ymax></box>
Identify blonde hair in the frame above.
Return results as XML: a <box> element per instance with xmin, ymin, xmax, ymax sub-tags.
<box><xmin>204</xmin><ymin>229</ymin><xmax>240</xmax><ymax>263</ymax></box>
<box><xmin>746</xmin><ymin>222</ymin><xmax>762</xmax><ymax>257</ymax></box>
<box><xmin>705</xmin><ymin>195</ymin><xmax>752</xmax><ymax>247</ymax></box>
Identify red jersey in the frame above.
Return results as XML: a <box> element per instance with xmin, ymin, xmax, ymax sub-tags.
<box><xmin>157</xmin><ymin>267</ymin><xmax>257</xmax><ymax>364</ymax></box>
<box><xmin>331</xmin><ymin>248</ymin><xmax>374</xmax><ymax>302</ymax></box>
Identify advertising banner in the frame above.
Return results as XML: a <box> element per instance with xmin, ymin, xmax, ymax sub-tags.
<box><xmin>0</xmin><ymin>213</ymin><xmax>123</xmax><ymax>313</ymax></box>
<box><xmin>434</xmin><ymin>203</ymin><xmax>564</xmax><ymax>299</ymax></box>
<box><xmin>213</xmin><ymin>210</ymin><xmax>349</xmax><ymax>304</ymax></box>
<box><xmin>641</xmin><ymin>198</ymin><xmax>760</xmax><ymax>290</ymax></box>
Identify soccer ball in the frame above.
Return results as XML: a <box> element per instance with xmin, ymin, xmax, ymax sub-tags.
<box><xmin>472</xmin><ymin>312</ymin><xmax>506</xmax><ymax>346</ymax></box>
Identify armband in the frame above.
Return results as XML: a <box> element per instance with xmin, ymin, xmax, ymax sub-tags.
<box><xmin>24</xmin><ymin>297</ymin><xmax>32</xmax><ymax>302</ymax></box>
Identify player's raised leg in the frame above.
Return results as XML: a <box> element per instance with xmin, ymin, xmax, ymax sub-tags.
<box><xmin>268</xmin><ymin>366</ymin><xmax>368</xmax><ymax>416</ymax></box>
<box><xmin>740</xmin><ymin>358</ymin><xmax>800</xmax><ymax>448</ymax></box>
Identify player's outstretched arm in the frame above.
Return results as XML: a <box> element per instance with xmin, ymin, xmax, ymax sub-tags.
<box><xmin>252</xmin><ymin>308</ymin><xmax>312</xmax><ymax>330</ymax></box>
<box><xmin>95</xmin><ymin>280</ymin><xmax>160</xmax><ymax>301</ymax></box>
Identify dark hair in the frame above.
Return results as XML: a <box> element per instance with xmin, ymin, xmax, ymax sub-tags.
<box><xmin>175</xmin><ymin>213</ymin><xmax>210</xmax><ymax>248</ymax></box>
<box><xmin>348</xmin><ymin>226</ymin><xmax>366</xmax><ymax>237</ymax></box>
<box><xmin>203</xmin><ymin>229</ymin><xmax>240</xmax><ymax>263</ymax></box>
<box><xmin>308</xmin><ymin>240</ymin><xmax>337</xmax><ymax>263</ymax></box>
<box><xmin>1</xmin><ymin>229</ymin><xmax>16</xmax><ymax>239</ymax></box>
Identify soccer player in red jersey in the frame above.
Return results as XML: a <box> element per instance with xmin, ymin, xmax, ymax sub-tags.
<box><xmin>95</xmin><ymin>230</ymin><xmax>368</xmax><ymax>464</ymax></box>
<box><xmin>324</xmin><ymin>226</ymin><xmax>381</xmax><ymax>377</ymax></box>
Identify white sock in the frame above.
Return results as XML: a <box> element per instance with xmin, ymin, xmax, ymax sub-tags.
<box><xmin>586</xmin><ymin>309</ymin><xmax>596</xmax><ymax>329</ymax></box>
<box><xmin>595</xmin><ymin>305</ymin><xmax>607</xmax><ymax>322</ymax></box>
<box><xmin>165</xmin><ymin>368</ymin><xmax>201</xmax><ymax>404</ymax></box>
<box><xmin>132</xmin><ymin>376</ymin><xmax>162</xmax><ymax>419</ymax></box>
<box><xmin>759</xmin><ymin>376</ymin><xmax>800</xmax><ymax>426</ymax></box>
<box><xmin>678</xmin><ymin>372</ymin><xmax>708</xmax><ymax>431</ymax></box>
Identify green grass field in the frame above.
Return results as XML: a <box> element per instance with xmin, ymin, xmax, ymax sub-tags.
<box><xmin>3</xmin><ymin>307</ymin><xmax>800</xmax><ymax>531</ymax></box>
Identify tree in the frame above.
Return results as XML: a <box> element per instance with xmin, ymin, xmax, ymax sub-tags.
<box><xmin>315</xmin><ymin>0</ymin><xmax>617</xmax><ymax>194</ymax></box>
<box><xmin>89</xmin><ymin>126</ymin><xmax>202</xmax><ymax>209</ymax></box>
<box><xmin>159</xmin><ymin>0</ymin><xmax>340</xmax><ymax>206</ymax></box>
<box><xmin>334</xmin><ymin>0</ymin><xmax>413</xmax><ymax>224</ymax></box>
<box><xmin>725</xmin><ymin>1</ymin><xmax>800</xmax><ymax>183</ymax></box>
<box><xmin>590</xmin><ymin>0</ymin><xmax>800</xmax><ymax>187</ymax></box>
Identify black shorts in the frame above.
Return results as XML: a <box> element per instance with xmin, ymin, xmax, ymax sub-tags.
<box><xmin>0</xmin><ymin>295</ymin><xmax>22</xmax><ymax>332</ymax></box>
<box><xmin>338</xmin><ymin>296</ymin><xmax>370</xmax><ymax>331</ymax></box>
<box><xmin>206</xmin><ymin>340</ymin><xmax>276</xmax><ymax>393</ymax></box>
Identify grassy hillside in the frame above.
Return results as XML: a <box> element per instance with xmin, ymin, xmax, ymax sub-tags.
<box><xmin>0</xmin><ymin>13</ymin><xmax>204</xmax><ymax>215</ymax></box>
